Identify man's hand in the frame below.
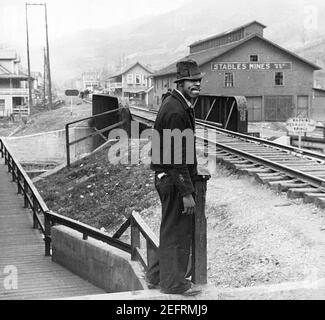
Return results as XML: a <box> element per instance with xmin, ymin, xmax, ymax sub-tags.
<box><xmin>182</xmin><ymin>194</ymin><xmax>196</xmax><ymax>215</ymax></box>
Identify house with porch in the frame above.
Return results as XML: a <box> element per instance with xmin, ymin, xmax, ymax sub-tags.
<box><xmin>0</xmin><ymin>50</ymin><xmax>31</xmax><ymax>117</ymax></box>
<box><xmin>106</xmin><ymin>62</ymin><xmax>154</xmax><ymax>106</ymax></box>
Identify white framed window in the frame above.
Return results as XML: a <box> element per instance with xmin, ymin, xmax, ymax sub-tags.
<box><xmin>127</xmin><ymin>74</ymin><xmax>134</xmax><ymax>84</ymax></box>
<box><xmin>142</xmin><ymin>74</ymin><xmax>146</xmax><ymax>85</ymax></box>
<box><xmin>135</xmin><ymin>74</ymin><xmax>141</xmax><ymax>84</ymax></box>
<box><xmin>224</xmin><ymin>72</ymin><xmax>234</xmax><ymax>87</ymax></box>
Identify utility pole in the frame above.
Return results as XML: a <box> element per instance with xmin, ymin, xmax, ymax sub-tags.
<box><xmin>25</xmin><ymin>3</ymin><xmax>33</xmax><ymax>110</ymax></box>
<box><xmin>43</xmin><ymin>47</ymin><xmax>46</xmax><ymax>106</ymax></box>
<box><xmin>25</xmin><ymin>2</ymin><xmax>52</xmax><ymax>110</ymax></box>
<box><xmin>44</xmin><ymin>3</ymin><xmax>52</xmax><ymax>109</ymax></box>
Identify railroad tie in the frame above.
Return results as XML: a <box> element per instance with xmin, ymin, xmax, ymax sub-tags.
<box><xmin>267</xmin><ymin>180</ymin><xmax>310</xmax><ymax>192</ymax></box>
<box><xmin>255</xmin><ymin>173</ymin><xmax>289</xmax><ymax>184</ymax></box>
<box><xmin>303</xmin><ymin>193</ymin><xmax>325</xmax><ymax>205</ymax></box>
<box><xmin>287</xmin><ymin>187</ymin><xmax>320</xmax><ymax>199</ymax></box>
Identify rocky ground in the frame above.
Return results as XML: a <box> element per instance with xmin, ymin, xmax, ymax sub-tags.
<box><xmin>140</xmin><ymin>165</ymin><xmax>325</xmax><ymax>288</ymax></box>
<box><xmin>6</xmin><ymin>104</ymin><xmax>325</xmax><ymax>290</ymax></box>
<box><xmin>35</xmin><ymin>139</ymin><xmax>325</xmax><ymax>289</ymax></box>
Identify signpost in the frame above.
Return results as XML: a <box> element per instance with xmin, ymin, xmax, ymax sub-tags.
<box><xmin>286</xmin><ymin>117</ymin><xmax>316</xmax><ymax>149</ymax></box>
<box><xmin>65</xmin><ymin>89</ymin><xmax>79</xmax><ymax>116</ymax></box>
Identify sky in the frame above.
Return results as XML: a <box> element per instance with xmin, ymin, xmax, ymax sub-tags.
<box><xmin>0</xmin><ymin>0</ymin><xmax>186</xmax><ymax>45</ymax></box>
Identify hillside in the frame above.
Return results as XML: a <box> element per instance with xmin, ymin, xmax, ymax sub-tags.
<box><xmin>46</xmin><ymin>0</ymin><xmax>325</xmax><ymax>86</ymax></box>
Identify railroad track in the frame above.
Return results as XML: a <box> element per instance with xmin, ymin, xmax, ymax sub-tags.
<box><xmin>129</xmin><ymin>106</ymin><xmax>325</xmax><ymax>209</ymax></box>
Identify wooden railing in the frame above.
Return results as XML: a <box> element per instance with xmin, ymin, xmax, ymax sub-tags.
<box><xmin>0</xmin><ymin>133</ymin><xmax>210</xmax><ymax>284</ymax></box>
<box><xmin>0</xmin><ymin>138</ymin><xmax>130</xmax><ymax>256</ymax></box>
<box><xmin>65</xmin><ymin>108</ymin><xmax>126</xmax><ymax>166</ymax></box>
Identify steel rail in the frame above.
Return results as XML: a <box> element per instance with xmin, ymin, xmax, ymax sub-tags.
<box><xmin>129</xmin><ymin>105</ymin><xmax>325</xmax><ymax>162</ymax></box>
<box><xmin>195</xmin><ymin>120</ymin><xmax>325</xmax><ymax>162</ymax></box>
<box><xmin>129</xmin><ymin>106</ymin><xmax>325</xmax><ymax>189</ymax></box>
<box><xmin>196</xmin><ymin>134</ymin><xmax>325</xmax><ymax>189</ymax></box>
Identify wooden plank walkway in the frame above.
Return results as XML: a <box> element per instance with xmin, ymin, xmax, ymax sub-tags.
<box><xmin>0</xmin><ymin>159</ymin><xmax>105</xmax><ymax>299</ymax></box>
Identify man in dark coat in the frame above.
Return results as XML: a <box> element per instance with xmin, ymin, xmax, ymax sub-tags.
<box><xmin>147</xmin><ymin>59</ymin><xmax>204</xmax><ymax>296</ymax></box>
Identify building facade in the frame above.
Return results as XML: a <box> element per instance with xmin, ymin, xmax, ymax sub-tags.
<box><xmin>153</xmin><ymin>21</ymin><xmax>322</xmax><ymax>122</ymax></box>
<box><xmin>107</xmin><ymin>62</ymin><xmax>153</xmax><ymax>106</ymax></box>
<box><xmin>82</xmin><ymin>71</ymin><xmax>100</xmax><ymax>92</ymax></box>
<box><xmin>0</xmin><ymin>51</ymin><xmax>30</xmax><ymax>116</ymax></box>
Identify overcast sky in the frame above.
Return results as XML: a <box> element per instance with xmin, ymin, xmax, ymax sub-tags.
<box><xmin>0</xmin><ymin>0</ymin><xmax>186</xmax><ymax>46</ymax></box>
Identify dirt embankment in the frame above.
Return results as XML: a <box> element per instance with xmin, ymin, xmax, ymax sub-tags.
<box><xmin>36</xmin><ymin>139</ymin><xmax>325</xmax><ymax>289</ymax></box>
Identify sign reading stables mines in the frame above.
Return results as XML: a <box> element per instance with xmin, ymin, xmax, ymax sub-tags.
<box><xmin>211</xmin><ymin>62</ymin><xmax>292</xmax><ymax>71</ymax></box>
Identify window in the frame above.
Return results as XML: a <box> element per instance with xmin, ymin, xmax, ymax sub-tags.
<box><xmin>275</xmin><ymin>72</ymin><xmax>284</xmax><ymax>86</ymax></box>
<box><xmin>0</xmin><ymin>99</ymin><xmax>5</xmax><ymax>111</ymax></box>
<box><xmin>127</xmin><ymin>74</ymin><xmax>133</xmax><ymax>84</ymax></box>
<box><xmin>224</xmin><ymin>72</ymin><xmax>234</xmax><ymax>87</ymax></box>
<box><xmin>135</xmin><ymin>74</ymin><xmax>141</xmax><ymax>84</ymax></box>
<box><xmin>250</xmin><ymin>55</ymin><xmax>258</xmax><ymax>62</ymax></box>
<box><xmin>142</xmin><ymin>75</ymin><xmax>146</xmax><ymax>85</ymax></box>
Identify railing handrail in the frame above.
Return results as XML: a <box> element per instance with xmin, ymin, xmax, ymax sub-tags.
<box><xmin>0</xmin><ymin>138</ymin><xmax>131</xmax><ymax>257</ymax></box>
<box><xmin>45</xmin><ymin>210</ymin><xmax>131</xmax><ymax>254</ymax></box>
<box><xmin>65</xmin><ymin>107</ymin><xmax>129</xmax><ymax>166</ymax></box>
<box><xmin>66</xmin><ymin>107</ymin><xmax>126</xmax><ymax>127</ymax></box>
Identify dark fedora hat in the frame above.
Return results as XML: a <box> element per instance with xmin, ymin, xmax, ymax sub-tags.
<box><xmin>174</xmin><ymin>59</ymin><xmax>205</xmax><ymax>83</ymax></box>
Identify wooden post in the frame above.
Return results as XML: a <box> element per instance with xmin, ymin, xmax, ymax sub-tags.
<box><xmin>17</xmin><ymin>171</ymin><xmax>22</xmax><ymax>194</ymax></box>
<box><xmin>12</xmin><ymin>162</ymin><xmax>16</xmax><ymax>182</ymax></box>
<box><xmin>44</xmin><ymin>211</ymin><xmax>51</xmax><ymax>256</ymax></box>
<box><xmin>131</xmin><ymin>217</ymin><xmax>140</xmax><ymax>261</ymax></box>
<box><xmin>0</xmin><ymin>140</ymin><xmax>3</xmax><ymax>158</ymax></box>
<box><xmin>33</xmin><ymin>195</ymin><xmax>38</xmax><ymax>229</ymax></box>
<box><xmin>24</xmin><ymin>180</ymin><xmax>29</xmax><ymax>208</ymax></box>
<box><xmin>8</xmin><ymin>156</ymin><xmax>11</xmax><ymax>172</ymax></box>
<box><xmin>65</xmin><ymin>124</ymin><xmax>70</xmax><ymax>167</ymax></box>
<box><xmin>191</xmin><ymin>169</ymin><xmax>210</xmax><ymax>285</ymax></box>
<box><xmin>147</xmin><ymin>241</ymin><xmax>156</xmax><ymax>271</ymax></box>
<box><xmin>4</xmin><ymin>150</ymin><xmax>7</xmax><ymax>164</ymax></box>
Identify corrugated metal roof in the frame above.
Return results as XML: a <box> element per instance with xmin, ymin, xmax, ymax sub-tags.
<box><xmin>153</xmin><ymin>34</ymin><xmax>321</xmax><ymax>78</ymax></box>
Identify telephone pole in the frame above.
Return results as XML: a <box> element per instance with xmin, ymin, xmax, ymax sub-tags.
<box><xmin>44</xmin><ymin>3</ymin><xmax>52</xmax><ymax>109</ymax></box>
<box><xmin>25</xmin><ymin>3</ymin><xmax>33</xmax><ymax>109</ymax></box>
<box><xmin>43</xmin><ymin>47</ymin><xmax>46</xmax><ymax>106</ymax></box>
<box><xmin>25</xmin><ymin>3</ymin><xmax>53</xmax><ymax>110</ymax></box>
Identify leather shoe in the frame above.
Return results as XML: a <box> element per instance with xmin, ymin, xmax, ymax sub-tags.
<box><xmin>180</xmin><ymin>284</ymin><xmax>202</xmax><ymax>296</ymax></box>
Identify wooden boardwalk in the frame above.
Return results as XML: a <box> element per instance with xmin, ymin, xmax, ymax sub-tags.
<box><xmin>0</xmin><ymin>159</ymin><xmax>105</xmax><ymax>300</ymax></box>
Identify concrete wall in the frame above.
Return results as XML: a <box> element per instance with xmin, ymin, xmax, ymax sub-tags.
<box><xmin>51</xmin><ymin>226</ymin><xmax>146</xmax><ymax>293</ymax></box>
<box><xmin>3</xmin><ymin>126</ymin><xmax>96</xmax><ymax>164</ymax></box>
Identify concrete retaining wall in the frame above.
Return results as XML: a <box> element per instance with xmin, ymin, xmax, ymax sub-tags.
<box><xmin>2</xmin><ymin>126</ymin><xmax>97</xmax><ymax>163</ymax></box>
<box><xmin>51</xmin><ymin>225</ymin><xmax>146</xmax><ymax>293</ymax></box>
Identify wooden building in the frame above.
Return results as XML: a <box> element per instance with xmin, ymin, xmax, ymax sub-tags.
<box><xmin>153</xmin><ymin>21</ymin><xmax>322</xmax><ymax>122</ymax></box>
<box><xmin>107</xmin><ymin>62</ymin><xmax>153</xmax><ymax>106</ymax></box>
<box><xmin>0</xmin><ymin>51</ymin><xmax>30</xmax><ymax>117</ymax></box>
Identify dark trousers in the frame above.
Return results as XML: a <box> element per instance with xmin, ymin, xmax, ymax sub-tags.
<box><xmin>146</xmin><ymin>173</ymin><xmax>193</xmax><ymax>293</ymax></box>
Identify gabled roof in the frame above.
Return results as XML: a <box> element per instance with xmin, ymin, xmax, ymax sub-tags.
<box><xmin>154</xmin><ymin>34</ymin><xmax>321</xmax><ymax>77</ymax></box>
<box><xmin>189</xmin><ymin>21</ymin><xmax>266</xmax><ymax>48</ymax></box>
<box><xmin>108</xmin><ymin>62</ymin><xmax>153</xmax><ymax>79</ymax></box>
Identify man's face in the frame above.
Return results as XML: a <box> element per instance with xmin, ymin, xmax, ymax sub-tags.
<box><xmin>180</xmin><ymin>79</ymin><xmax>201</xmax><ymax>100</ymax></box>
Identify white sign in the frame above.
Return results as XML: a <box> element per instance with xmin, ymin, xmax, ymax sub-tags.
<box><xmin>286</xmin><ymin>117</ymin><xmax>316</xmax><ymax>134</ymax></box>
